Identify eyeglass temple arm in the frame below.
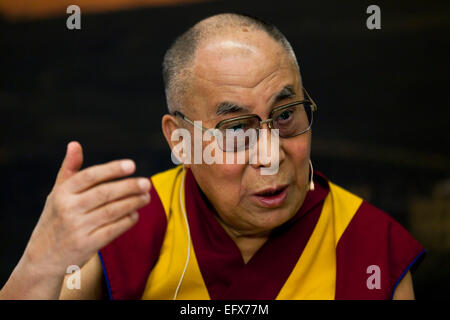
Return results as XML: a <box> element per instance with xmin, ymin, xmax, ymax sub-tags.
<box><xmin>303</xmin><ymin>88</ymin><xmax>318</xmax><ymax>111</ymax></box>
<box><xmin>173</xmin><ymin>111</ymin><xmax>214</xmax><ymax>134</ymax></box>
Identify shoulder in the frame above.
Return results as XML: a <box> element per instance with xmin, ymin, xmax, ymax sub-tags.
<box><xmin>341</xmin><ymin>197</ymin><xmax>424</xmax><ymax>261</ymax></box>
<box><xmin>317</xmin><ymin>171</ymin><xmax>423</xmax><ymax>254</ymax></box>
<box><xmin>317</xmin><ymin>172</ymin><xmax>425</xmax><ymax>299</ymax></box>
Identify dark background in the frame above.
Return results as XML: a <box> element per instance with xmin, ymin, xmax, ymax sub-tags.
<box><xmin>1</xmin><ymin>0</ymin><xmax>449</xmax><ymax>299</ymax></box>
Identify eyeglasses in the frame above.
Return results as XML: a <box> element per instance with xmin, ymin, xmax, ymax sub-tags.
<box><xmin>173</xmin><ymin>88</ymin><xmax>317</xmax><ymax>152</ymax></box>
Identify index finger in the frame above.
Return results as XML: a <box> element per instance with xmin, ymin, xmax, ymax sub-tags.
<box><xmin>65</xmin><ymin>159</ymin><xmax>136</xmax><ymax>193</ymax></box>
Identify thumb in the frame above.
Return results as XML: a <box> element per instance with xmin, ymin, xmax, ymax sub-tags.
<box><xmin>54</xmin><ymin>141</ymin><xmax>84</xmax><ymax>187</ymax></box>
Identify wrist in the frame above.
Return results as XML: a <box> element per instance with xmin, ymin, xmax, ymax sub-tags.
<box><xmin>1</xmin><ymin>250</ymin><xmax>67</xmax><ymax>299</ymax></box>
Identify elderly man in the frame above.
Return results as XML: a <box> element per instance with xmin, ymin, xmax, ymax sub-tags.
<box><xmin>0</xmin><ymin>13</ymin><xmax>424</xmax><ymax>300</ymax></box>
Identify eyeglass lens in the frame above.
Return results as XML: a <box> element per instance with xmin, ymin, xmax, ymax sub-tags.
<box><xmin>215</xmin><ymin>102</ymin><xmax>313</xmax><ymax>152</ymax></box>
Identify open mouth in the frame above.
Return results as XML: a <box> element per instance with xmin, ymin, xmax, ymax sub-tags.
<box><xmin>256</xmin><ymin>187</ymin><xmax>286</xmax><ymax>197</ymax></box>
<box><xmin>253</xmin><ymin>185</ymin><xmax>289</xmax><ymax>208</ymax></box>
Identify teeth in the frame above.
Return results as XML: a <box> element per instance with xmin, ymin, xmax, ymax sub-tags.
<box><xmin>256</xmin><ymin>186</ymin><xmax>286</xmax><ymax>197</ymax></box>
<box><xmin>261</xmin><ymin>190</ymin><xmax>279</xmax><ymax>196</ymax></box>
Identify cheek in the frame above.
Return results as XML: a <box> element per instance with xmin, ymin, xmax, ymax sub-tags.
<box><xmin>284</xmin><ymin>134</ymin><xmax>311</xmax><ymax>163</ymax></box>
<box><xmin>191</xmin><ymin>163</ymin><xmax>246</xmax><ymax>204</ymax></box>
<box><xmin>282</xmin><ymin>134</ymin><xmax>311</xmax><ymax>187</ymax></box>
<box><xmin>213</xmin><ymin>163</ymin><xmax>247</xmax><ymax>199</ymax></box>
<box><xmin>218</xmin><ymin>162</ymin><xmax>247</xmax><ymax>177</ymax></box>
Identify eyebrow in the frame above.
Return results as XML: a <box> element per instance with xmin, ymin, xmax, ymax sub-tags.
<box><xmin>215</xmin><ymin>101</ymin><xmax>248</xmax><ymax>116</ymax></box>
<box><xmin>214</xmin><ymin>85</ymin><xmax>297</xmax><ymax>116</ymax></box>
<box><xmin>272</xmin><ymin>85</ymin><xmax>296</xmax><ymax>104</ymax></box>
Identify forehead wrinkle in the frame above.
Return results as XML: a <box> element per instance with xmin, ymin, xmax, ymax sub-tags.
<box><xmin>192</xmin><ymin>61</ymin><xmax>280</xmax><ymax>90</ymax></box>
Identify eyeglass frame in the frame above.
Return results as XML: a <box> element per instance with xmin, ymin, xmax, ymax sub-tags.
<box><xmin>172</xmin><ymin>87</ymin><xmax>318</xmax><ymax>140</ymax></box>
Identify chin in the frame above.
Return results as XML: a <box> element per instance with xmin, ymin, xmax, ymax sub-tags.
<box><xmin>249</xmin><ymin>206</ymin><xmax>296</xmax><ymax>231</ymax></box>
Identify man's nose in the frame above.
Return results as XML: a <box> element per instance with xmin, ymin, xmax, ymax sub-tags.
<box><xmin>249</xmin><ymin>125</ymin><xmax>285</xmax><ymax>174</ymax></box>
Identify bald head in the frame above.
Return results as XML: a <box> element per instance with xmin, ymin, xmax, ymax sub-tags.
<box><xmin>162</xmin><ymin>13</ymin><xmax>300</xmax><ymax>113</ymax></box>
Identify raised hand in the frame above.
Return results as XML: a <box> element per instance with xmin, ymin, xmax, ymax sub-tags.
<box><xmin>0</xmin><ymin>142</ymin><xmax>151</xmax><ymax>299</ymax></box>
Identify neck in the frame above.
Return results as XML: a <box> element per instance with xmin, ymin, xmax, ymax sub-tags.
<box><xmin>216</xmin><ymin>218</ymin><xmax>270</xmax><ymax>264</ymax></box>
<box><xmin>233</xmin><ymin>235</ymin><xmax>269</xmax><ymax>264</ymax></box>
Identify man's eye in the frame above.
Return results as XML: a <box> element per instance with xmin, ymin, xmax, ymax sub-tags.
<box><xmin>229</xmin><ymin>123</ymin><xmax>248</xmax><ymax>131</ymax></box>
<box><xmin>278</xmin><ymin>110</ymin><xmax>293</xmax><ymax>121</ymax></box>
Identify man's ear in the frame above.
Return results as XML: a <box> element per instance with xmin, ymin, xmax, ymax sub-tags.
<box><xmin>162</xmin><ymin>114</ymin><xmax>179</xmax><ymax>150</ymax></box>
<box><xmin>162</xmin><ymin>114</ymin><xmax>191</xmax><ymax>168</ymax></box>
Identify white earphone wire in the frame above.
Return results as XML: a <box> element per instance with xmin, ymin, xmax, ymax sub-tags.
<box><xmin>173</xmin><ymin>167</ymin><xmax>191</xmax><ymax>300</ymax></box>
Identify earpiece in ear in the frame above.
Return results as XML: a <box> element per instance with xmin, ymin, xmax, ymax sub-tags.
<box><xmin>309</xmin><ymin>159</ymin><xmax>315</xmax><ymax>191</ymax></box>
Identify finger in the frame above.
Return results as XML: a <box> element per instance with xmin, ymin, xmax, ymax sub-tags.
<box><xmin>90</xmin><ymin>211</ymin><xmax>140</xmax><ymax>250</ymax></box>
<box><xmin>78</xmin><ymin>177</ymin><xmax>151</xmax><ymax>213</ymax></box>
<box><xmin>82</xmin><ymin>193</ymin><xmax>150</xmax><ymax>234</ymax></box>
<box><xmin>66</xmin><ymin>159</ymin><xmax>136</xmax><ymax>193</ymax></box>
<box><xmin>54</xmin><ymin>141</ymin><xmax>84</xmax><ymax>188</ymax></box>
